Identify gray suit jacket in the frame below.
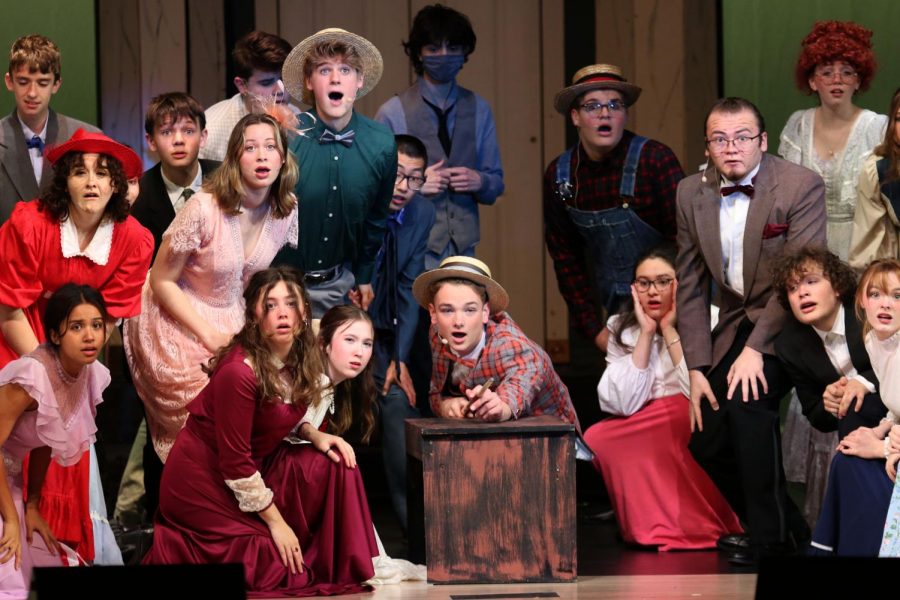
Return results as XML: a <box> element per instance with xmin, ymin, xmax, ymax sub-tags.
<box><xmin>0</xmin><ymin>109</ymin><xmax>99</xmax><ymax>224</ymax></box>
<box><xmin>675</xmin><ymin>153</ymin><xmax>827</xmax><ymax>371</ymax></box>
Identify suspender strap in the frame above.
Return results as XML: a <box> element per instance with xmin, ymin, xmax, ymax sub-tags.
<box><xmin>555</xmin><ymin>146</ymin><xmax>575</xmax><ymax>201</ymax></box>
<box><xmin>619</xmin><ymin>135</ymin><xmax>648</xmax><ymax>198</ymax></box>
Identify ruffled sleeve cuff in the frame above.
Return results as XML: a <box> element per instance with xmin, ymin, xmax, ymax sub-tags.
<box><xmin>225</xmin><ymin>471</ymin><xmax>274</xmax><ymax>512</ymax></box>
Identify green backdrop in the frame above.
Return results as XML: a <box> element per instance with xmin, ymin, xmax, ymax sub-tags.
<box><xmin>0</xmin><ymin>0</ymin><xmax>97</xmax><ymax>125</ymax></box>
<box><xmin>723</xmin><ymin>0</ymin><xmax>900</xmax><ymax>153</ymax></box>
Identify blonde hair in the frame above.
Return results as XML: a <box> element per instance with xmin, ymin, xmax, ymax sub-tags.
<box><xmin>856</xmin><ymin>258</ymin><xmax>900</xmax><ymax>336</ymax></box>
<box><xmin>203</xmin><ymin>113</ymin><xmax>298</xmax><ymax>217</ymax></box>
<box><xmin>301</xmin><ymin>40</ymin><xmax>363</xmax><ymax>106</ymax></box>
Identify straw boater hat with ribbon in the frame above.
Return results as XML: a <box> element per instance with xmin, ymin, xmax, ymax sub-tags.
<box><xmin>46</xmin><ymin>128</ymin><xmax>144</xmax><ymax>180</ymax></box>
<box><xmin>413</xmin><ymin>256</ymin><xmax>509</xmax><ymax>314</ymax></box>
<box><xmin>282</xmin><ymin>28</ymin><xmax>384</xmax><ymax>105</ymax></box>
<box><xmin>553</xmin><ymin>63</ymin><xmax>642</xmax><ymax>115</ymax></box>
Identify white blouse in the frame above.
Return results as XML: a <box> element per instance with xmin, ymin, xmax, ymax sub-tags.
<box><xmin>864</xmin><ymin>330</ymin><xmax>900</xmax><ymax>423</ymax></box>
<box><xmin>597</xmin><ymin>314</ymin><xmax>690</xmax><ymax>417</ymax></box>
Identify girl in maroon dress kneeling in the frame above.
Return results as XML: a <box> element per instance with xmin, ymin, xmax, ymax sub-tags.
<box><xmin>144</xmin><ymin>267</ymin><xmax>378</xmax><ymax>596</ymax></box>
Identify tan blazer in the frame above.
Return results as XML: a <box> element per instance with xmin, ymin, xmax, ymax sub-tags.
<box><xmin>675</xmin><ymin>153</ymin><xmax>827</xmax><ymax>371</ymax></box>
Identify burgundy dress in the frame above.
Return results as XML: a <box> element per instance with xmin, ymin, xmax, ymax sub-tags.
<box><xmin>143</xmin><ymin>346</ymin><xmax>377</xmax><ymax>596</ymax></box>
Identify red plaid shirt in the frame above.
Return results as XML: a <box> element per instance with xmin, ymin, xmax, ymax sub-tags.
<box><xmin>429</xmin><ymin>312</ymin><xmax>581</xmax><ymax>431</ymax></box>
<box><xmin>543</xmin><ymin>130</ymin><xmax>684</xmax><ymax>339</ymax></box>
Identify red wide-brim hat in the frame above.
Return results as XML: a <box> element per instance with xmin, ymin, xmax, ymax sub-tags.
<box><xmin>45</xmin><ymin>128</ymin><xmax>143</xmax><ymax>180</ymax></box>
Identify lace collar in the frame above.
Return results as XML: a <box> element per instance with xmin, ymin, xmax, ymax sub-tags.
<box><xmin>60</xmin><ymin>217</ymin><xmax>114</xmax><ymax>265</ymax></box>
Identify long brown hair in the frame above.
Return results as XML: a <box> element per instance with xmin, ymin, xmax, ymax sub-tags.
<box><xmin>873</xmin><ymin>87</ymin><xmax>900</xmax><ymax>183</ymax></box>
<box><xmin>203</xmin><ymin>113</ymin><xmax>298</xmax><ymax>217</ymax></box>
<box><xmin>318</xmin><ymin>305</ymin><xmax>376</xmax><ymax>444</ymax></box>
<box><xmin>206</xmin><ymin>266</ymin><xmax>326</xmax><ymax>405</ymax></box>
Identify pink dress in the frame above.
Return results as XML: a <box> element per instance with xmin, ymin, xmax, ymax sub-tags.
<box><xmin>124</xmin><ymin>193</ymin><xmax>298</xmax><ymax>462</ymax></box>
<box><xmin>584</xmin><ymin>315</ymin><xmax>742</xmax><ymax>550</ymax></box>
<box><xmin>0</xmin><ymin>345</ymin><xmax>109</xmax><ymax>599</ymax></box>
<box><xmin>144</xmin><ymin>346</ymin><xmax>378</xmax><ymax>597</ymax></box>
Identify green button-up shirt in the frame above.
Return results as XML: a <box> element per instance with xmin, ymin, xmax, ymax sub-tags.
<box><xmin>276</xmin><ymin>110</ymin><xmax>396</xmax><ymax>285</ymax></box>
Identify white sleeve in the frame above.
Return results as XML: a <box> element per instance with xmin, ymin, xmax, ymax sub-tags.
<box><xmin>597</xmin><ymin>318</ymin><xmax>654</xmax><ymax>416</ymax></box>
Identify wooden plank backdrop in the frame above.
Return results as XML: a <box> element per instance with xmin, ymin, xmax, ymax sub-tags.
<box><xmin>95</xmin><ymin>0</ymin><xmax>719</xmax><ymax>355</ymax></box>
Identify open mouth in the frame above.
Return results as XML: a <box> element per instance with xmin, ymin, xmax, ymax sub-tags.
<box><xmin>877</xmin><ymin>312</ymin><xmax>893</xmax><ymax>324</ymax></box>
<box><xmin>276</xmin><ymin>324</ymin><xmax>292</xmax><ymax>333</ymax></box>
<box><xmin>596</xmin><ymin>125</ymin><xmax>612</xmax><ymax>134</ymax></box>
<box><xmin>799</xmin><ymin>301</ymin><xmax>816</xmax><ymax>313</ymax></box>
<box><xmin>255</xmin><ymin>167</ymin><xmax>271</xmax><ymax>178</ymax></box>
<box><xmin>451</xmin><ymin>331</ymin><xmax>467</xmax><ymax>342</ymax></box>
<box><xmin>328</xmin><ymin>91</ymin><xmax>344</xmax><ymax>102</ymax></box>
<box><xmin>349</xmin><ymin>361</ymin><xmax>362</xmax><ymax>370</ymax></box>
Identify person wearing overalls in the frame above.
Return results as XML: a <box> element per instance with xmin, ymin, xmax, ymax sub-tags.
<box><xmin>544</xmin><ymin>64</ymin><xmax>684</xmax><ymax>352</ymax></box>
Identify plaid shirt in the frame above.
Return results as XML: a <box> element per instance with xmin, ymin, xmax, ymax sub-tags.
<box><xmin>429</xmin><ymin>312</ymin><xmax>581</xmax><ymax>431</ymax></box>
<box><xmin>543</xmin><ymin>130</ymin><xmax>684</xmax><ymax>339</ymax></box>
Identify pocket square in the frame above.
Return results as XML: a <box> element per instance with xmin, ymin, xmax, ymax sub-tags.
<box><xmin>762</xmin><ymin>223</ymin><xmax>789</xmax><ymax>239</ymax></box>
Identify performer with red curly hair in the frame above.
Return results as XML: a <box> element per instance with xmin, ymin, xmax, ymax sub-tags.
<box><xmin>778</xmin><ymin>20</ymin><xmax>887</xmax><ymax>528</ymax></box>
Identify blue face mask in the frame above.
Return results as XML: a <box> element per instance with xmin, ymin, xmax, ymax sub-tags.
<box><xmin>422</xmin><ymin>54</ymin><xmax>465</xmax><ymax>83</ymax></box>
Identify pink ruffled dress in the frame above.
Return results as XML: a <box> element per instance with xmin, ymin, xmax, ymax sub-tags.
<box><xmin>124</xmin><ymin>193</ymin><xmax>298</xmax><ymax>462</ymax></box>
<box><xmin>0</xmin><ymin>345</ymin><xmax>109</xmax><ymax>599</ymax></box>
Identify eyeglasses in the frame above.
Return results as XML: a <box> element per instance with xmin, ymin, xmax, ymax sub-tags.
<box><xmin>705</xmin><ymin>133</ymin><xmax>763</xmax><ymax>153</ymax></box>
<box><xmin>814</xmin><ymin>66</ymin><xmax>858</xmax><ymax>83</ymax></box>
<box><xmin>633</xmin><ymin>277</ymin><xmax>674</xmax><ymax>292</ymax></box>
<box><xmin>578</xmin><ymin>99</ymin><xmax>625</xmax><ymax>115</ymax></box>
<box><xmin>396</xmin><ymin>171</ymin><xmax>426</xmax><ymax>191</ymax></box>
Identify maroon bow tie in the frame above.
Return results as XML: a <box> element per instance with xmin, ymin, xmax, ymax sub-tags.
<box><xmin>720</xmin><ymin>184</ymin><xmax>754</xmax><ymax>198</ymax></box>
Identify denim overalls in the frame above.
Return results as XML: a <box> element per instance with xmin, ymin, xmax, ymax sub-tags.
<box><xmin>555</xmin><ymin>136</ymin><xmax>663</xmax><ymax>313</ymax></box>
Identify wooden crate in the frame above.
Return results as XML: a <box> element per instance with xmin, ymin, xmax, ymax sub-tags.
<box><xmin>406</xmin><ymin>416</ymin><xmax>577</xmax><ymax>584</ymax></box>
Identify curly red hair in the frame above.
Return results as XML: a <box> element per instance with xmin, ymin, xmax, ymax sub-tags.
<box><xmin>794</xmin><ymin>20</ymin><xmax>877</xmax><ymax>94</ymax></box>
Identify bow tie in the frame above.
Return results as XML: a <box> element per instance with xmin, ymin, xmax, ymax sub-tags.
<box><xmin>720</xmin><ymin>183</ymin><xmax>754</xmax><ymax>198</ymax></box>
<box><xmin>26</xmin><ymin>135</ymin><xmax>44</xmax><ymax>152</ymax></box>
<box><xmin>319</xmin><ymin>129</ymin><xmax>355</xmax><ymax>147</ymax></box>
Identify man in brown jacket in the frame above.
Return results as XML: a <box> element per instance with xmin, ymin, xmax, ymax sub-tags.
<box><xmin>676</xmin><ymin>97</ymin><xmax>827</xmax><ymax>564</ymax></box>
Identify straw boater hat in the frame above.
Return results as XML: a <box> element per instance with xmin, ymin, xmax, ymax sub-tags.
<box><xmin>282</xmin><ymin>28</ymin><xmax>384</xmax><ymax>104</ymax></box>
<box><xmin>413</xmin><ymin>256</ymin><xmax>509</xmax><ymax>314</ymax></box>
<box><xmin>553</xmin><ymin>63</ymin><xmax>642</xmax><ymax>115</ymax></box>
<box><xmin>46</xmin><ymin>128</ymin><xmax>144</xmax><ymax>180</ymax></box>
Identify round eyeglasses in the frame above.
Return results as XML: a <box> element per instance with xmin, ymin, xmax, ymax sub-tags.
<box><xmin>633</xmin><ymin>277</ymin><xmax>674</xmax><ymax>292</ymax></box>
<box><xmin>396</xmin><ymin>171</ymin><xmax>426</xmax><ymax>191</ymax></box>
<box><xmin>705</xmin><ymin>133</ymin><xmax>763</xmax><ymax>153</ymax></box>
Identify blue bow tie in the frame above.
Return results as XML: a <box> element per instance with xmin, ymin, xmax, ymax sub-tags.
<box><xmin>26</xmin><ymin>135</ymin><xmax>44</xmax><ymax>152</ymax></box>
<box><xmin>319</xmin><ymin>129</ymin><xmax>355</xmax><ymax>147</ymax></box>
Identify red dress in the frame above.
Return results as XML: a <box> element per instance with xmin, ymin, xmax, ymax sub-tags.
<box><xmin>0</xmin><ymin>200</ymin><xmax>153</xmax><ymax>559</ymax></box>
<box><xmin>144</xmin><ymin>346</ymin><xmax>378</xmax><ymax>597</ymax></box>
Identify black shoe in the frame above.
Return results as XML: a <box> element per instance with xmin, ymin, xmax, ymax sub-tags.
<box><xmin>726</xmin><ymin>541</ymin><xmax>795</xmax><ymax>567</ymax></box>
<box><xmin>716</xmin><ymin>533</ymin><xmax>750</xmax><ymax>552</ymax></box>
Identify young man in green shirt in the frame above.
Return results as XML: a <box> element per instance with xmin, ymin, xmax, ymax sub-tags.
<box><xmin>278</xmin><ymin>28</ymin><xmax>396</xmax><ymax>317</ymax></box>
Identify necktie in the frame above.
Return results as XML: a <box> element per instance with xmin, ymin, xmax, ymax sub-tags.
<box><xmin>424</xmin><ymin>99</ymin><xmax>452</xmax><ymax>156</ymax></box>
<box><xmin>319</xmin><ymin>129</ymin><xmax>355</xmax><ymax>147</ymax></box>
<box><xmin>174</xmin><ymin>187</ymin><xmax>194</xmax><ymax>213</ymax></box>
<box><xmin>720</xmin><ymin>183</ymin><xmax>754</xmax><ymax>198</ymax></box>
<box><xmin>26</xmin><ymin>135</ymin><xmax>44</xmax><ymax>152</ymax></box>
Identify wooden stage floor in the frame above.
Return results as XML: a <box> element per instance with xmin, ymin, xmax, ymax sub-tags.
<box><xmin>259</xmin><ymin>574</ymin><xmax>757</xmax><ymax>600</ymax></box>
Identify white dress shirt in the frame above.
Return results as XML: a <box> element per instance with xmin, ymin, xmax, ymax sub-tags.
<box><xmin>19</xmin><ymin>119</ymin><xmax>48</xmax><ymax>184</ymax></box>
<box><xmin>865</xmin><ymin>330</ymin><xmax>900</xmax><ymax>423</ymax></box>
<box><xmin>719</xmin><ymin>163</ymin><xmax>760</xmax><ymax>296</ymax></box>
<box><xmin>597</xmin><ymin>314</ymin><xmax>690</xmax><ymax>416</ymax></box>
<box><xmin>811</xmin><ymin>304</ymin><xmax>875</xmax><ymax>392</ymax></box>
<box><xmin>161</xmin><ymin>165</ymin><xmax>204</xmax><ymax>212</ymax></box>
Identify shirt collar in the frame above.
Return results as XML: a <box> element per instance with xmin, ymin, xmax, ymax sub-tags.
<box><xmin>312</xmin><ymin>108</ymin><xmax>357</xmax><ymax>135</ymax></box>
<box><xmin>451</xmin><ymin>328</ymin><xmax>487</xmax><ymax>361</ymax></box>
<box><xmin>19</xmin><ymin>117</ymin><xmax>48</xmax><ymax>142</ymax></box>
<box><xmin>419</xmin><ymin>77</ymin><xmax>459</xmax><ymax>109</ymax></box>
<box><xmin>721</xmin><ymin>162</ymin><xmax>760</xmax><ymax>188</ymax></box>
<box><xmin>812</xmin><ymin>303</ymin><xmax>845</xmax><ymax>343</ymax></box>
<box><xmin>160</xmin><ymin>164</ymin><xmax>204</xmax><ymax>196</ymax></box>
<box><xmin>60</xmin><ymin>217</ymin><xmax>114</xmax><ymax>265</ymax></box>
<box><xmin>390</xmin><ymin>207</ymin><xmax>406</xmax><ymax>225</ymax></box>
